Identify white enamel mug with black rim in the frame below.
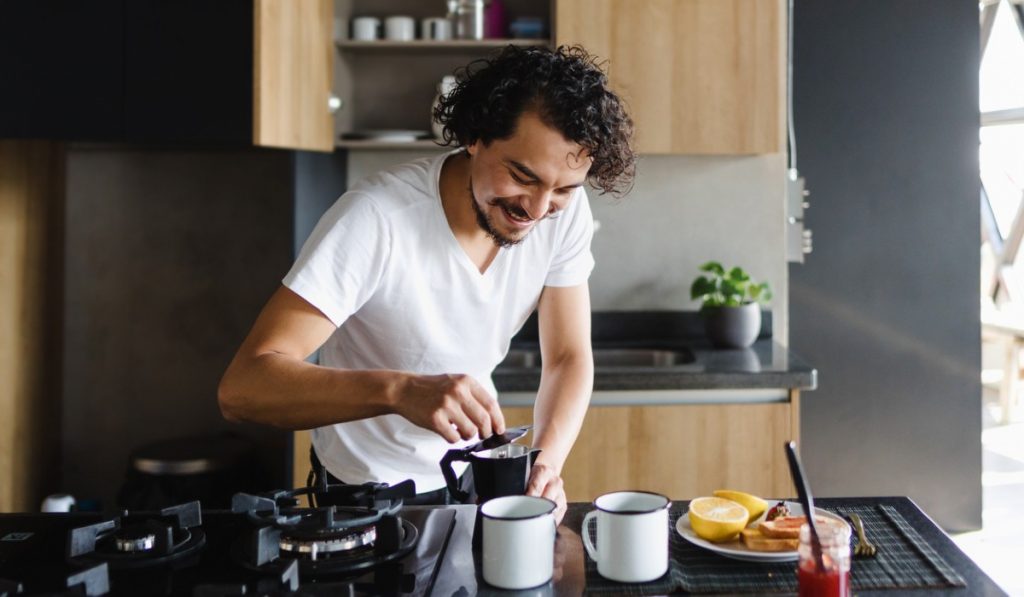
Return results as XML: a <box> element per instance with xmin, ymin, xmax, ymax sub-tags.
<box><xmin>480</xmin><ymin>495</ymin><xmax>557</xmax><ymax>590</ymax></box>
<box><xmin>582</xmin><ymin>491</ymin><xmax>672</xmax><ymax>583</ymax></box>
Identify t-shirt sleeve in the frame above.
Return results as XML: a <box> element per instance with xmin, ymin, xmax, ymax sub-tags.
<box><xmin>544</xmin><ymin>187</ymin><xmax>595</xmax><ymax>287</ymax></box>
<box><xmin>282</xmin><ymin>192</ymin><xmax>390</xmax><ymax>327</ymax></box>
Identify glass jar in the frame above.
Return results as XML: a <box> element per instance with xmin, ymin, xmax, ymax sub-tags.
<box><xmin>797</xmin><ymin>521</ymin><xmax>851</xmax><ymax>597</ymax></box>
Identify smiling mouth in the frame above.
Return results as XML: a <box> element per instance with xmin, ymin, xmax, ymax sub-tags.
<box><xmin>494</xmin><ymin>200</ymin><xmax>534</xmax><ymax>226</ymax></box>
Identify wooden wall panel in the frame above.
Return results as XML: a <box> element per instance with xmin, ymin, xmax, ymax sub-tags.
<box><xmin>0</xmin><ymin>141</ymin><xmax>63</xmax><ymax>513</ymax></box>
<box><xmin>293</xmin><ymin>429</ymin><xmax>312</xmax><ymax>490</ymax></box>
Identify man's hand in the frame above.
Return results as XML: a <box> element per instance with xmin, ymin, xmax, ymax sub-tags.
<box><xmin>395</xmin><ymin>373</ymin><xmax>506</xmax><ymax>443</ymax></box>
<box><xmin>526</xmin><ymin>461</ymin><xmax>567</xmax><ymax>524</ymax></box>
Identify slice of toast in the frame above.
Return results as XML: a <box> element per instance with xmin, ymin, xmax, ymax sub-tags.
<box><xmin>758</xmin><ymin>515</ymin><xmax>829</xmax><ymax>538</ymax></box>
<box><xmin>740</xmin><ymin>528</ymin><xmax>800</xmax><ymax>552</ymax></box>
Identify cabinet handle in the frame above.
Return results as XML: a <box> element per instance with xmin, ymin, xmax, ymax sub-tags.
<box><xmin>328</xmin><ymin>94</ymin><xmax>343</xmax><ymax>114</ymax></box>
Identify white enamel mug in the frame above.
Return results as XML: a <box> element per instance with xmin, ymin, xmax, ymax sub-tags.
<box><xmin>480</xmin><ymin>495</ymin><xmax>557</xmax><ymax>590</ymax></box>
<box><xmin>582</xmin><ymin>491</ymin><xmax>671</xmax><ymax>583</ymax></box>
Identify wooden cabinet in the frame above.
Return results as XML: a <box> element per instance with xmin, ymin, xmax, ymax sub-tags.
<box><xmin>555</xmin><ymin>0</ymin><xmax>785</xmax><ymax>155</ymax></box>
<box><xmin>505</xmin><ymin>392</ymin><xmax>799</xmax><ymax>501</ymax></box>
<box><xmin>254</xmin><ymin>0</ymin><xmax>335</xmax><ymax>151</ymax></box>
<box><xmin>292</xmin><ymin>393</ymin><xmax>800</xmax><ymax>500</ymax></box>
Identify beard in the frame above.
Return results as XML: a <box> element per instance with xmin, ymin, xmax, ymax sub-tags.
<box><xmin>469</xmin><ymin>182</ymin><xmax>530</xmax><ymax>248</ymax></box>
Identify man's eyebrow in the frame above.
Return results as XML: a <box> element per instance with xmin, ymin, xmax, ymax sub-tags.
<box><xmin>507</xmin><ymin>160</ymin><xmax>586</xmax><ymax>189</ymax></box>
<box><xmin>507</xmin><ymin>160</ymin><xmax>542</xmax><ymax>183</ymax></box>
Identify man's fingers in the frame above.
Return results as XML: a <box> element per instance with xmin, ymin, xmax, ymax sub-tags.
<box><xmin>433</xmin><ymin>414</ymin><xmax>462</xmax><ymax>443</ymax></box>
<box><xmin>524</xmin><ymin>464</ymin><xmax>566</xmax><ymax>523</ymax></box>
<box><xmin>527</xmin><ymin>465</ymin><xmax>554</xmax><ymax>496</ymax></box>
<box><xmin>540</xmin><ymin>475</ymin><xmax>564</xmax><ymax>503</ymax></box>
<box><xmin>446</xmin><ymin>408</ymin><xmax>478</xmax><ymax>441</ymax></box>
<box><xmin>470</xmin><ymin>382</ymin><xmax>505</xmax><ymax>435</ymax></box>
<box><xmin>460</xmin><ymin>391</ymin><xmax>493</xmax><ymax>439</ymax></box>
<box><xmin>553</xmin><ymin>499</ymin><xmax>567</xmax><ymax>525</ymax></box>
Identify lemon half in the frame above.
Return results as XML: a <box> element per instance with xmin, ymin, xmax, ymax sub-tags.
<box><xmin>688</xmin><ymin>497</ymin><xmax>749</xmax><ymax>543</ymax></box>
<box><xmin>712</xmin><ymin>489</ymin><xmax>768</xmax><ymax>524</ymax></box>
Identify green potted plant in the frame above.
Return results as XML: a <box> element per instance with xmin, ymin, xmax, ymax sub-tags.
<box><xmin>690</xmin><ymin>262</ymin><xmax>772</xmax><ymax>348</ymax></box>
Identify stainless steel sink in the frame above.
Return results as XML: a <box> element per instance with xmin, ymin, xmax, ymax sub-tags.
<box><xmin>497</xmin><ymin>347</ymin><xmax>695</xmax><ymax>369</ymax></box>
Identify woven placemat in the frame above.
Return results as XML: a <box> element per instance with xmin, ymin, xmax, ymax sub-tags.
<box><xmin>853</xmin><ymin>505</ymin><xmax>967</xmax><ymax>590</ymax></box>
<box><xmin>570</xmin><ymin>504</ymin><xmax>967</xmax><ymax>594</ymax></box>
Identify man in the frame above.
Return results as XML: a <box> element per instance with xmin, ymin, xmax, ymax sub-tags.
<box><xmin>218</xmin><ymin>45</ymin><xmax>634</xmax><ymax>522</ymax></box>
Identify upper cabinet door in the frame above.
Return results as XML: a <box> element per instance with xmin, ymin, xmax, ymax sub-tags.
<box><xmin>556</xmin><ymin>0</ymin><xmax>784</xmax><ymax>155</ymax></box>
<box><xmin>253</xmin><ymin>0</ymin><xmax>334</xmax><ymax>152</ymax></box>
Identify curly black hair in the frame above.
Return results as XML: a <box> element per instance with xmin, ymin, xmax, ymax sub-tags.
<box><xmin>434</xmin><ymin>45</ymin><xmax>635</xmax><ymax>196</ymax></box>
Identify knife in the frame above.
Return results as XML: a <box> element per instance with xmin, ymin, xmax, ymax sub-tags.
<box><xmin>785</xmin><ymin>440</ymin><xmax>826</xmax><ymax>572</ymax></box>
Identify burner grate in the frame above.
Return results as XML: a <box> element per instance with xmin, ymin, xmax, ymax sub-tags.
<box><xmin>67</xmin><ymin>501</ymin><xmax>206</xmax><ymax>570</ymax></box>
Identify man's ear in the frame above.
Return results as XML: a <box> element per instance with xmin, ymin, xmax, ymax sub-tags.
<box><xmin>466</xmin><ymin>140</ymin><xmax>479</xmax><ymax>157</ymax></box>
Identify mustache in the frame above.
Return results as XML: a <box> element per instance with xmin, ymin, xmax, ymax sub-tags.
<box><xmin>488</xmin><ymin>197</ymin><xmax>535</xmax><ymax>221</ymax></box>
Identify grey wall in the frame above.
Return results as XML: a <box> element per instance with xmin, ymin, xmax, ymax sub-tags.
<box><xmin>347</xmin><ymin>150</ymin><xmax>791</xmax><ymax>340</ymax></box>
<box><xmin>790</xmin><ymin>1</ymin><xmax>981</xmax><ymax>531</ymax></box>
<box><xmin>62</xmin><ymin>146</ymin><xmax>295</xmax><ymax>508</ymax></box>
<box><xmin>294</xmin><ymin>150</ymin><xmax>349</xmax><ymax>255</ymax></box>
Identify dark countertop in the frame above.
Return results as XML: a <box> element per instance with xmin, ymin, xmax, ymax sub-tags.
<box><xmin>493</xmin><ymin>311</ymin><xmax>817</xmax><ymax>394</ymax></box>
<box><xmin>419</xmin><ymin>497</ymin><xmax>1006</xmax><ymax>596</ymax></box>
<box><xmin>494</xmin><ymin>338</ymin><xmax>817</xmax><ymax>393</ymax></box>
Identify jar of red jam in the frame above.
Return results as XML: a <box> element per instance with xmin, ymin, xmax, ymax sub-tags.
<box><xmin>797</xmin><ymin>519</ymin><xmax>851</xmax><ymax>597</ymax></box>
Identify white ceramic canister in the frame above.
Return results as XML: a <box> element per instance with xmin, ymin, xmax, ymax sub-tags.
<box><xmin>351</xmin><ymin>16</ymin><xmax>380</xmax><ymax>41</ymax></box>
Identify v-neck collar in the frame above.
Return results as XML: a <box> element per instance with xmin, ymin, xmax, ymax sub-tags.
<box><xmin>432</xmin><ymin>150</ymin><xmax>509</xmax><ymax>279</ymax></box>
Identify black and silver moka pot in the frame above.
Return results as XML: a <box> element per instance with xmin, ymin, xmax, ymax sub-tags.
<box><xmin>439</xmin><ymin>425</ymin><xmax>540</xmax><ymax>548</ymax></box>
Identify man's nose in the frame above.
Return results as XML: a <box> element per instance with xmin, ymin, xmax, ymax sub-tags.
<box><xmin>521</xmin><ymin>189</ymin><xmax>554</xmax><ymax>220</ymax></box>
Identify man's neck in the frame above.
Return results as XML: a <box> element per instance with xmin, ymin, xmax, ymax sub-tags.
<box><xmin>439</xmin><ymin>151</ymin><xmax>500</xmax><ymax>272</ymax></box>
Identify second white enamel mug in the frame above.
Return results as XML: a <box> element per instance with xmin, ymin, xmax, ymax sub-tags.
<box><xmin>582</xmin><ymin>491</ymin><xmax>671</xmax><ymax>583</ymax></box>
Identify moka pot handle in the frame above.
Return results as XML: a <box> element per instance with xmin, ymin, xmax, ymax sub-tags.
<box><xmin>440</xmin><ymin>447</ymin><xmax>472</xmax><ymax>503</ymax></box>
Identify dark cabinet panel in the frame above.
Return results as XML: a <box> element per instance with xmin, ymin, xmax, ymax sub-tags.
<box><xmin>0</xmin><ymin>0</ymin><xmax>125</xmax><ymax>140</ymax></box>
<box><xmin>123</xmin><ymin>0</ymin><xmax>252</xmax><ymax>144</ymax></box>
<box><xmin>0</xmin><ymin>0</ymin><xmax>253</xmax><ymax>144</ymax></box>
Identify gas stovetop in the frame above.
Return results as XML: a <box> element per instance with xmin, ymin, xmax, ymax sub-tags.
<box><xmin>0</xmin><ymin>486</ymin><xmax>458</xmax><ymax>597</ymax></box>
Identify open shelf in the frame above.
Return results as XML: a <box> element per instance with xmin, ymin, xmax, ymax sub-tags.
<box><xmin>335</xmin><ymin>39</ymin><xmax>549</xmax><ymax>52</ymax></box>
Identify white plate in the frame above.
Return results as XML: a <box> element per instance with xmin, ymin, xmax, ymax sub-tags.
<box><xmin>676</xmin><ymin>501</ymin><xmax>848</xmax><ymax>563</ymax></box>
<box><xmin>341</xmin><ymin>129</ymin><xmax>431</xmax><ymax>142</ymax></box>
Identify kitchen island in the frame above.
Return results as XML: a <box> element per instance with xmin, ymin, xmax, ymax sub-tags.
<box><xmin>424</xmin><ymin>497</ymin><xmax>1006</xmax><ymax>596</ymax></box>
<box><xmin>292</xmin><ymin>311</ymin><xmax>815</xmax><ymax>500</ymax></box>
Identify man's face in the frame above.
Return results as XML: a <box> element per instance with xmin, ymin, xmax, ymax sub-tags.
<box><xmin>465</xmin><ymin>111</ymin><xmax>592</xmax><ymax>247</ymax></box>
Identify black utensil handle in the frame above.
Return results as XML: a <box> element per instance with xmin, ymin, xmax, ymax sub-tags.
<box><xmin>785</xmin><ymin>440</ymin><xmax>825</xmax><ymax>571</ymax></box>
<box><xmin>440</xmin><ymin>448</ymin><xmax>471</xmax><ymax>503</ymax></box>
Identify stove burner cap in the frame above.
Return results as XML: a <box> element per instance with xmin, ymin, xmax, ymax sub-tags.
<box><xmin>278</xmin><ymin>527</ymin><xmax>376</xmax><ymax>561</ymax></box>
<box><xmin>114</xmin><ymin>528</ymin><xmax>157</xmax><ymax>553</ymax></box>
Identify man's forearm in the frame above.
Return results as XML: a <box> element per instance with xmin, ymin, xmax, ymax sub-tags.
<box><xmin>531</xmin><ymin>355</ymin><xmax>594</xmax><ymax>473</ymax></box>
<box><xmin>218</xmin><ymin>352</ymin><xmax>402</xmax><ymax>430</ymax></box>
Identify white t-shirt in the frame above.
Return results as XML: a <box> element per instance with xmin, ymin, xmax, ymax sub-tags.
<box><xmin>282</xmin><ymin>150</ymin><xmax>594</xmax><ymax>492</ymax></box>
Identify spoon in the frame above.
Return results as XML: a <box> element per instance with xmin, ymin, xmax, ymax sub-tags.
<box><xmin>785</xmin><ymin>441</ymin><xmax>825</xmax><ymax>572</ymax></box>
